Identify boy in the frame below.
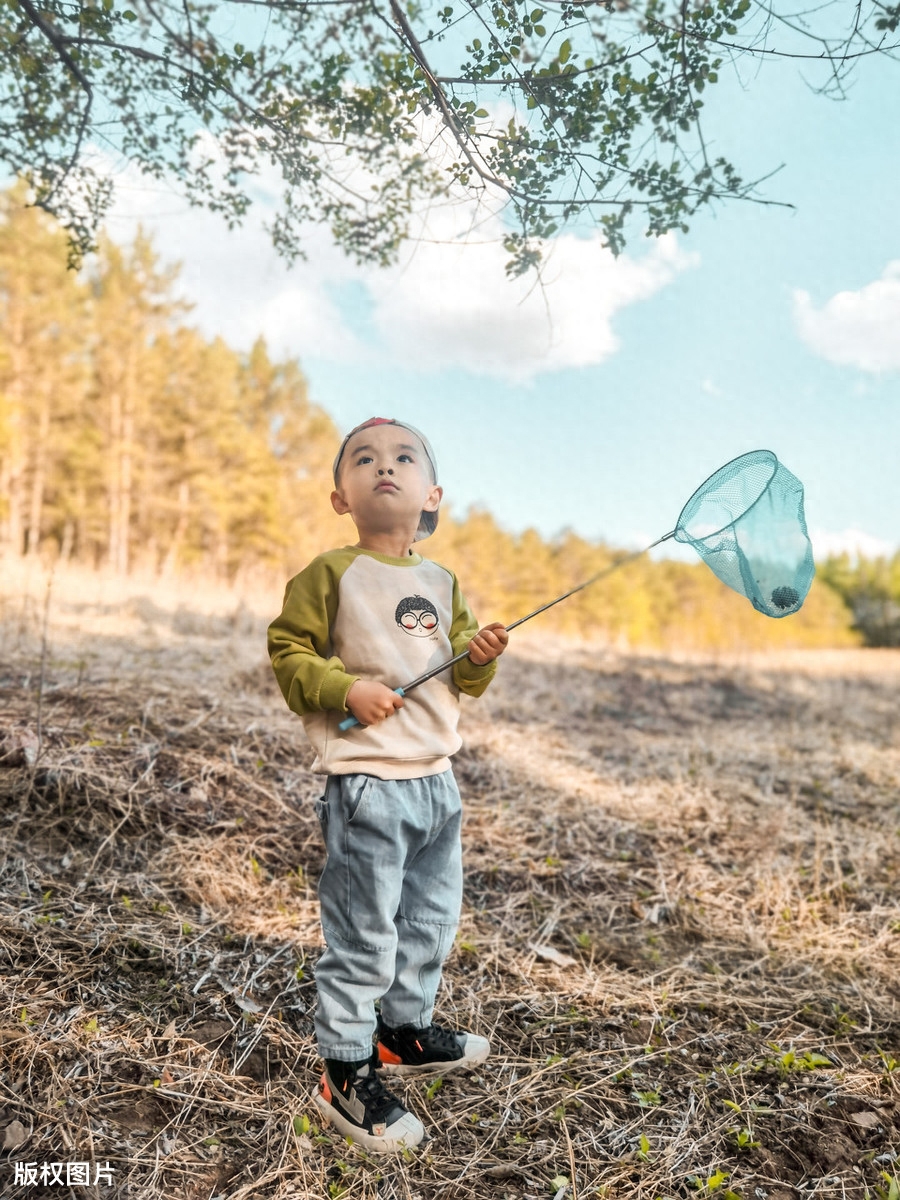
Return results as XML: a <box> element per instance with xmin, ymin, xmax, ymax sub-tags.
<box><xmin>268</xmin><ymin>417</ymin><xmax>508</xmax><ymax>1152</ymax></box>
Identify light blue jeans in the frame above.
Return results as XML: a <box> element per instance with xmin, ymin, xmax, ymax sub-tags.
<box><xmin>313</xmin><ymin>769</ymin><xmax>463</xmax><ymax>1062</ymax></box>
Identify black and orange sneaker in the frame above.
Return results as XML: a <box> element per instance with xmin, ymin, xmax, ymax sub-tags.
<box><xmin>376</xmin><ymin>1016</ymin><xmax>491</xmax><ymax>1076</ymax></box>
<box><xmin>313</xmin><ymin>1052</ymin><xmax>424</xmax><ymax>1152</ymax></box>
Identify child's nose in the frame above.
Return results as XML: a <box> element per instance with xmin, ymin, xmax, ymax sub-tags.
<box><xmin>377</xmin><ymin>468</ymin><xmax>394</xmax><ymax>475</ymax></box>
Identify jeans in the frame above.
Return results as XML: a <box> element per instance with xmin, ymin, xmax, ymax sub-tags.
<box><xmin>313</xmin><ymin>769</ymin><xmax>463</xmax><ymax>1062</ymax></box>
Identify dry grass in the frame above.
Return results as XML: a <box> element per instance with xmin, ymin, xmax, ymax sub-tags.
<box><xmin>1</xmin><ymin>561</ymin><xmax>899</xmax><ymax>1200</ymax></box>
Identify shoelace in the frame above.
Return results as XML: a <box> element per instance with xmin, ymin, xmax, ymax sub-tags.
<box><xmin>417</xmin><ymin>1023</ymin><xmax>462</xmax><ymax>1054</ymax></box>
<box><xmin>352</xmin><ymin>1071</ymin><xmax>403</xmax><ymax>1121</ymax></box>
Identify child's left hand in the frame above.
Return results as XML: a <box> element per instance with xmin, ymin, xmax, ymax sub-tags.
<box><xmin>467</xmin><ymin>622</ymin><xmax>509</xmax><ymax>665</ymax></box>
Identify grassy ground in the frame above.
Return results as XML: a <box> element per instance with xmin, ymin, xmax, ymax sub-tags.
<box><xmin>1</xmin><ymin>564</ymin><xmax>898</xmax><ymax>1200</ymax></box>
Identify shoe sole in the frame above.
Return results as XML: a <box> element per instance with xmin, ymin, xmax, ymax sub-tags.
<box><xmin>312</xmin><ymin>1086</ymin><xmax>425</xmax><ymax>1153</ymax></box>
<box><xmin>377</xmin><ymin>1036</ymin><xmax>491</xmax><ymax>1076</ymax></box>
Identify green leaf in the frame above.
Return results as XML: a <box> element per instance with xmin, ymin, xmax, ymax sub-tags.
<box><xmin>558</xmin><ymin>38</ymin><xmax>571</xmax><ymax>64</ymax></box>
<box><xmin>800</xmin><ymin>1051</ymin><xmax>831</xmax><ymax>1069</ymax></box>
<box><xmin>121</xmin><ymin>8</ymin><xmax>138</xmax><ymax>18</ymax></box>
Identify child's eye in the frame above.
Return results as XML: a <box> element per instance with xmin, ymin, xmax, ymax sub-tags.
<box><xmin>356</xmin><ymin>455</ymin><xmax>373</xmax><ymax>465</ymax></box>
<box><xmin>398</xmin><ymin>454</ymin><xmax>414</xmax><ymax>463</ymax></box>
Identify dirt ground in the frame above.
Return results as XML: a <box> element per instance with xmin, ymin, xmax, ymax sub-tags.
<box><xmin>1</xmin><ymin>572</ymin><xmax>898</xmax><ymax>1200</ymax></box>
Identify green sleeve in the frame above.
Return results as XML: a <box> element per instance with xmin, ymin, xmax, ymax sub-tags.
<box><xmin>448</xmin><ymin>572</ymin><xmax>497</xmax><ymax>697</ymax></box>
<box><xmin>267</xmin><ymin>553</ymin><xmax>359</xmax><ymax>715</ymax></box>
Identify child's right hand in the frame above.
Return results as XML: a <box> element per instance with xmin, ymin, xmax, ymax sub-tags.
<box><xmin>345</xmin><ymin>679</ymin><xmax>405</xmax><ymax>726</ymax></box>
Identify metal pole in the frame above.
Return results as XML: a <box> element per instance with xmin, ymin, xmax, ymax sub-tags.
<box><xmin>338</xmin><ymin>531</ymin><xmax>675</xmax><ymax>728</ymax></box>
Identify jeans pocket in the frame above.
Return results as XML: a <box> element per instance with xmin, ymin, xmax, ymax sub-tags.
<box><xmin>314</xmin><ymin>795</ymin><xmax>329</xmax><ymax>833</ymax></box>
<box><xmin>345</xmin><ymin>774</ymin><xmax>376</xmax><ymax>824</ymax></box>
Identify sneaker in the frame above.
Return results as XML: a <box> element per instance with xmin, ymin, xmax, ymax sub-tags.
<box><xmin>313</xmin><ymin>1053</ymin><xmax>424</xmax><ymax>1153</ymax></box>
<box><xmin>376</xmin><ymin>1017</ymin><xmax>491</xmax><ymax>1076</ymax></box>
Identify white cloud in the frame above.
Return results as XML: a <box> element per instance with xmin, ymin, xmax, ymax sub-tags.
<box><xmin>103</xmin><ymin>149</ymin><xmax>696</xmax><ymax>383</ymax></box>
<box><xmin>793</xmin><ymin>262</ymin><xmax>900</xmax><ymax>372</ymax></box>
<box><xmin>369</xmin><ymin>209</ymin><xmax>694</xmax><ymax>382</ymax></box>
<box><xmin>810</xmin><ymin>527</ymin><xmax>897</xmax><ymax>559</ymax></box>
<box><xmin>102</xmin><ymin>155</ymin><xmax>363</xmax><ymax>362</ymax></box>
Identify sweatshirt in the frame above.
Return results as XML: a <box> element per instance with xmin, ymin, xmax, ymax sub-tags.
<box><xmin>267</xmin><ymin>546</ymin><xmax>496</xmax><ymax>778</ymax></box>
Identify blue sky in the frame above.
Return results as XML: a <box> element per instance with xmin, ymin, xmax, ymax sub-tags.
<box><xmin>103</xmin><ymin>33</ymin><xmax>900</xmax><ymax>559</ymax></box>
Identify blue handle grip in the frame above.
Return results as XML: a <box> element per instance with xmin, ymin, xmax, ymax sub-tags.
<box><xmin>338</xmin><ymin>687</ymin><xmax>405</xmax><ymax>731</ymax></box>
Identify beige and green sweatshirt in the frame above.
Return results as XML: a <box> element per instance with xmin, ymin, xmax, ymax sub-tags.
<box><xmin>268</xmin><ymin>546</ymin><xmax>496</xmax><ymax>779</ymax></box>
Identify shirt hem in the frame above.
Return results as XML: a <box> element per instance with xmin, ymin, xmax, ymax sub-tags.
<box><xmin>312</xmin><ymin>756</ymin><xmax>452</xmax><ymax>780</ymax></box>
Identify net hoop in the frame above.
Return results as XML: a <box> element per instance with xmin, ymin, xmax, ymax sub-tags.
<box><xmin>673</xmin><ymin>449</ymin><xmax>778</xmax><ymax>545</ymax></box>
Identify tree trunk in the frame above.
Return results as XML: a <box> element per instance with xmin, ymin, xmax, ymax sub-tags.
<box><xmin>117</xmin><ymin>406</ymin><xmax>133</xmax><ymax>574</ymax></box>
<box><xmin>1</xmin><ymin>312</ymin><xmax>27</xmax><ymax>555</ymax></box>
<box><xmin>25</xmin><ymin>389</ymin><xmax>51</xmax><ymax>556</ymax></box>
<box><xmin>108</xmin><ymin>386</ymin><xmax>122</xmax><ymax>571</ymax></box>
<box><xmin>161</xmin><ymin>480</ymin><xmax>190</xmax><ymax>577</ymax></box>
<box><xmin>60</xmin><ymin>518</ymin><xmax>74</xmax><ymax>562</ymax></box>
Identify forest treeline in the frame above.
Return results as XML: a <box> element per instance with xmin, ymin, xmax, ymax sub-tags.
<box><xmin>0</xmin><ymin>187</ymin><xmax>882</xmax><ymax>650</ymax></box>
<box><xmin>818</xmin><ymin>554</ymin><xmax>900</xmax><ymax>647</ymax></box>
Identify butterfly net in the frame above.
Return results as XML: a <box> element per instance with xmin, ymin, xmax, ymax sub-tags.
<box><xmin>673</xmin><ymin>450</ymin><xmax>815</xmax><ymax>618</ymax></box>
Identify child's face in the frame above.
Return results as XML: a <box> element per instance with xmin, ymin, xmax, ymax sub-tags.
<box><xmin>331</xmin><ymin>424</ymin><xmax>441</xmax><ymax>539</ymax></box>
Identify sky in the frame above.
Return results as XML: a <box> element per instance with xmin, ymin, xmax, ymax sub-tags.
<box><xmin>99</xmin><ymin>23</ymin><xmax>900</xmax><ymax>561</ymax></box>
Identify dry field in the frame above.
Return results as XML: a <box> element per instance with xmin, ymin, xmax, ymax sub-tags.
<box><xmin>1</xmin><ymin>563</ymin><xmax>899</xmax><ymax>1200</ymax></box>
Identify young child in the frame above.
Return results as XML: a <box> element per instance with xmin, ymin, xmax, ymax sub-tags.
<box><xmin>268</xmin><ymin>417</ymin><xmax>508</xmax><ymax>1153</ymax></box>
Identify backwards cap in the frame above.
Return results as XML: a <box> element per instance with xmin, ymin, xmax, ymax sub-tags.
<box><xmin>332</xmin><ymin>417</ymin><xmax>439</xmax><ymax>542</ymax></box>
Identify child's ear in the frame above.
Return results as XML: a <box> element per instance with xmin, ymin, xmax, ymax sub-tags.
<box><xmin>423</xmin><ymin>484</ymin><xmax>442</xmax><ymax>512</ymax></box>
<box><xmin>331</xmin><ymin>489</ymin><xmax>351</xmax><ymax>516</ymax></box>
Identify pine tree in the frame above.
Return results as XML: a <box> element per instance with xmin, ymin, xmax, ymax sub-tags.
<box><xmin>89</xmin><ymin>233</ymin><xmax>182</xmax><ymax>572</ymax></box>
<box><xmin>0</xmin><ymin>186</ymin><xmax>88</xmax><ymax>558</ymax></box>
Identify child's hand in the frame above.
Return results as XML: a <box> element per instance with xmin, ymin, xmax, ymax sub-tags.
<box><xmin>467</xmin><ymin>622</ymin><xmax>509</xmax><ymax>666</ymax></box>
<box><xmin>346</xmin><ymin>679</ymin><xmax>405</xmax><ymax>726</ymax></box>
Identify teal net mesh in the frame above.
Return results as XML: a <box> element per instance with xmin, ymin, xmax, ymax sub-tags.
<box><xmin>673</xmin><ymin>450</ymin><xmax>815</xmax><ymax>618</ymax></box>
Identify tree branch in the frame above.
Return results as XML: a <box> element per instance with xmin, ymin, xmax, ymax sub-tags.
<box><xmin>385</xmin><ymin>0</ymin><xmax>510</xmax><ymax>193</ymax></box>
<box><xmin>15</xmin><ymin>0</ymin><xmax>94</xmax><ymax>204</ymax></box>
<box><xmin>649</xmin><ymin>12</ymin><xmax>900</xmax><ymax>64</ymax></box>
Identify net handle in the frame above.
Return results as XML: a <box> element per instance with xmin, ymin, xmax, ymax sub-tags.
<box><xmin>338</xmin><ymin>529</ymin><xmax>678</xmax><ymax>727</ymax></box>
<box><xmin>505</xmin><ymin>530</ymin><xmax>676</xmax><ymax>633</ymax></box>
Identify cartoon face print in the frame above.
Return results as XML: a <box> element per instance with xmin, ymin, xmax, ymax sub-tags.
<box><xmin>395</xmin><ymin>595</ymin><xmax>439</xmax><ymax>638</ymax></box>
